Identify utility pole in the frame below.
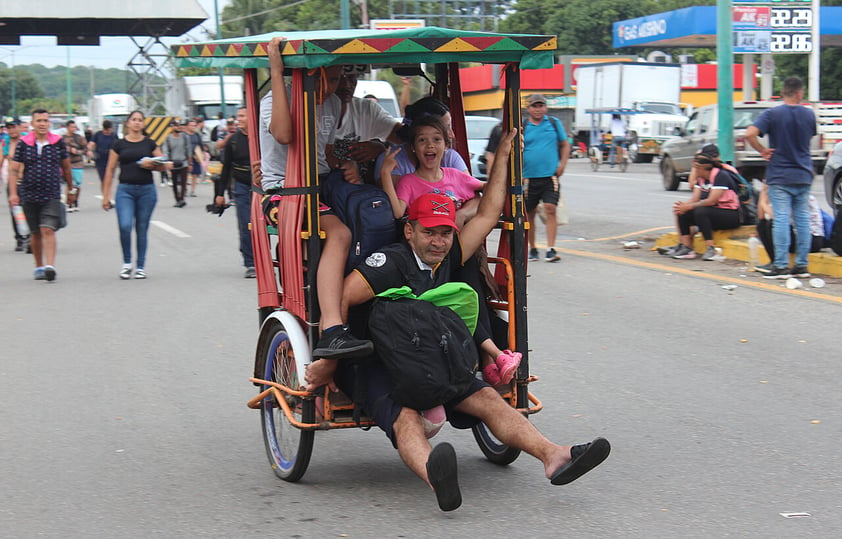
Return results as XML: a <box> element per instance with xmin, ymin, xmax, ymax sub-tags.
<box><xmin>341</xmin><ymin>0</ymin><xmax>350</xmax><ymax>29</ymax></box>
<box><xmin>716</xmin><ymin>0</ymin><xmax>734</xmax><ymax>164</ymax></box>
<box><xmin>66</xmin><ymin>48</ymin><xmax>73</xmax><ymax>117</ymax></box>
<box><xmin>215</xmin><ymin>0</ymin><xmax>227</xmax><ymax>118</ymax></box>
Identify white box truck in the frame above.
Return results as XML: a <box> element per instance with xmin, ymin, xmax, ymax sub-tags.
<box><xmin>165</xmin><ymin>76</ymin><xmax>243</xmax><ymax>121</ymax></box>
<box><xmin>574</xmin><ymin>62</ymin><xmax>687</xmax><ymax>162</ymax></box>
<box><xmin>354</xmin><ymin>80</ymin><xmax>400</xmax><ymax>119</ymax></box>
<box><xmin>87</xmin><ymin>93</ymin><xmax>139</xmax><ymax>136</ymax></box>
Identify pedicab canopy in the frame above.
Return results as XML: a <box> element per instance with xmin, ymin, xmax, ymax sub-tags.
<box><xmin>171</xmin><ymin>26</ymin><xmax>557</xmax><ymax>70</ymax></box>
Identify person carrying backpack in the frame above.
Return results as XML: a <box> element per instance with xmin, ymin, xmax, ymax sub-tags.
<box><xmin>522</xmin><ymin>94</ymin><xmax>570</xmax><ymax>262</ymax></box>
<box><xmin>670</xmin><ymin>153</ymin><xmax>741</xmax><ymax>261</ymax></box>
<box><xmin>304</xmin><ymin>129</ymin><xmax>611</xmax><ymax>513</ymax></box>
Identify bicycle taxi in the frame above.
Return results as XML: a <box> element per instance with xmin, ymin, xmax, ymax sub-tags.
<box><xmin>172</xmin><ymin>27</ymin><xmax>554</xmax><ymax>482</ymax></box>
<box><xmin>585</xmin><ymin>107</ymin><xmax>636</xmax><ymax>172</ymax></box>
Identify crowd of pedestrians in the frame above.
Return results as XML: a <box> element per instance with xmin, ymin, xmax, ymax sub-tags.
<box><xmin>2</xmin><ymin>107</ymin><xmax>248</xmax><ymax>282</ymax></box>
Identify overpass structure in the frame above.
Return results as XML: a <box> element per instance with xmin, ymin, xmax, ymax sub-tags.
<box><xmin>0</xmin><ymin>1</ymin><xmax>207</xmax><ymax>114</ymax></box>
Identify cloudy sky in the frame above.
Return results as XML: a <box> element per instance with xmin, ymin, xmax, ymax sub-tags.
<box><xmin>1</xmin><ymin>1</ymin><xmax>230</xmax><ymax>70</ymax></box>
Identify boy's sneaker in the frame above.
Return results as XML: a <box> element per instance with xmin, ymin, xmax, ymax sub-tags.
<box><xmin>701</xmin><ymin>246</ymin><xmax>717</xmax><ymax>261</ymax></box>
<box><xmin>119</xmin><ymin>267</ymin><xmax>132</xmax><ymax>280</ymax></box>
<box><xmin>312</xmin><ymin>326</ymin><xmax>374</xmax><ymax>359</ymax></box>
<box><xmin>44</xmin><ymin>265</ymin><xmax>56</xmax><ymax>282</ymax></box>
<box><xmin>546</xmin><ymin>248</ymin><xmax>561</xmax><ymax>262</ymax></box>
<box><xmin>528</xmin><ymin>248</ymin><xmax>539</xmax><ymax>261</ymax></box>
<box><xmin>753</xmin><ymin>263</ymin><xmax>774</xmax><ymax>274</ymax></box>
<box><xmin>671</xmin><ymin>244</ymin><xmax>696</xmax><ymax>259</ymax></box>
<box><xmin>658</xmin><ymin>244</ymin><xmax>681</xmax><ymax>256</ymax></box>
<box><xmin>33</xmin><ymin>267</ymin><xmax>46</xmax><ymax>280</ymax></box>
<box><xmin>763</xmin><ymin>266</ymin><xmax>792</xmax><ymax>279</ymax></box>
<box><xmin>790</xmin><ymin>266</ymin><xmax>810</xmax><ymax>278</ymax></box>
<box><xmin>134</xmin><ymin>268</ymin><xmax>146</xmax><ymax>279</ymax></box>
<box><xmin>244</xmin><ymin>267</ymin><xmax>256</xmax><ymax>279</ymax></box>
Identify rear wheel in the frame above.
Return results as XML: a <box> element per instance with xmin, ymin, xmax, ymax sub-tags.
<box><xmin>472</xmin><ymin>384</ymin><xmax>527</xmax><ymax>465</ymax></box>
<box><xmin>661</xmin><ymin>156</ymin><xmax>680</xmax><ymax>191</ymax></box>
<box><xmin>588</xmin><ymin>146</ymin><xmax>600</xmax><ymax>171</ymax></box>
<box><xmin>259</xmin><ymin>318</ymin><xmax>315</xmax><ymax>482</ymax></box>
<box><xmin>619</xmin><ymin>149</ymin><xmax>629</xmax><ymax>172</ymax></box>
<box><xmin>833</xmin><ymin>176</ymin><xmax>842</xmax><ymax>215</ymax></box>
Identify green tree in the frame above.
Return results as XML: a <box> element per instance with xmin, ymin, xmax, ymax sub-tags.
<box><xmin>501</xmin><ymin>0</ymin><xmax>659</xmax><ymax>55</ymax></box>
<box><xmin>0</xmin><ymin>68</ymin><xmax>44</xmax><ymax>117</ymax></box>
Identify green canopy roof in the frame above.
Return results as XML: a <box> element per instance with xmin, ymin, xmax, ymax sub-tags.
<box><xmin>171</xmin><ymin>26</ymin><xmax>557</xmax><ymax>70</ymax></box>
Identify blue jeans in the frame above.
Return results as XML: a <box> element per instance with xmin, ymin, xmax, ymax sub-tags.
<box><xmin>115</xmin><ymin>183</ymin><xmax>157</xmax><ymax>268</ymax></box>
<box><xmin>232</xmin><ymin>181</ymin><xmax>254</xmax><ymax>268</ymax></box>
<box><xmin>767</xmin><ymin>183</ymin><xmax>812</xmax><ymax>268</ymax></box>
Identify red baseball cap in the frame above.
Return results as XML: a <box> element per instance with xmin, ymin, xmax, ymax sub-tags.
<box><xmin>407</xmin><ymin>193</ymin><xmax>459</xmax><ymax>231</ymax></box>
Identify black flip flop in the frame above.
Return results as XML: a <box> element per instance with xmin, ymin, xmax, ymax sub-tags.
<box><xmin>427</xmin><ymin>442</ymin><xmax>462</xmax><ymax>511</ymax></box>
<box><xmin>550</xmin><ymin>437</ymin><xmax>611</xmax><ymax>486</ymax></box>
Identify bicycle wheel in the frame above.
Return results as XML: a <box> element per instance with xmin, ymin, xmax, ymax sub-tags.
<box><xmin>259</xmin><ymin>317</ymin><xmax>315</xmax><ymax>482</ymax></box>
<box><xmin>588</xmin><ymin>146</ymin><xmax>600</xmax><ymax>171</ymax></box>
<box><xmin>619</xmin><ymin>151</ymin><xmax>629</xmax><ymax>172</ymax></box>
<box><xmin>472</xmin><ymin>385</ymin><xmax>528</xmax><ymax>465</ymax></box>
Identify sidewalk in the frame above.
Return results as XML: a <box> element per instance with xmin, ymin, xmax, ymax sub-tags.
<box><xmin>654</xmin><ymin>226</ymin><xmax>842</xmax><ymax>278</ymax></box>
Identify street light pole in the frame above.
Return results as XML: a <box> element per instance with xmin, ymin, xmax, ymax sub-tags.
<box><xmin>11</xmin><ymin>50</ymin><xmax>16</xmax><ymax>119</ymax></box>
<box><xmin>341</xmin><ymin>0</ymin><xmax>350</xmax><ymax>29</ymax></box>
<box><xmin>215</xmin><ymin>0</ymin><xmax>227</xmax><ymax>119</ymax></box>
<box><xmin>66</xmin><ymin>48</ymin><xmax>73</xmax><ymax>117</ymax></box>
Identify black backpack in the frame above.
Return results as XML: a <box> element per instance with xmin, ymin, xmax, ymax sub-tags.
<box><xmin>321</xmin><ymin>173</ymin><xmax>399</xmax><ymax>274</ymax></box>
<box><xmin>718</xmin><ymin>167</ymin><xmax>756</xmax><ymax>225</ymax></box>
<box><xmin>368</xmin><ymin>297</ymin><xmax>479</xmax><ymax>410</ymax></box>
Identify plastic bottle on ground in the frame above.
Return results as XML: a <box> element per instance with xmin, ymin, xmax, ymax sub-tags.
<box><xmin>12</xmin><ymin>205</ymin><xmax>30</xmax><ymax>237</ymax></box>
<box><xmin>748</xmin><ymin>233</ymin><xmax>761</xmax><ymax>268</ymax></box>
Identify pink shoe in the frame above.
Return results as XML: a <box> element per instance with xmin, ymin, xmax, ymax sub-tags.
<box><xmin>482</xmin><ymin>363</ymin><xmax>502</xmax><ymax>386</ymax></box>
<box><xmin>495</xmin><ymin>350</ymin><xmax>522</xmax><ymax>385</ymax></box>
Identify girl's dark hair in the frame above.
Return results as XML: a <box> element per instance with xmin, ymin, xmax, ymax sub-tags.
<box><xmin>410</xmin><ymin>116</ymin><xmax>451</xmax><ymax>147</ymax></box>
<box><xmin>693</xmin><ymin>154</ymin><xmax>722</xmax><ymax>168</ymax></box>
<box><xmin>398</xmin><ymin>96</ymin><xmax>450</xmax><ymax>142</ymax></box>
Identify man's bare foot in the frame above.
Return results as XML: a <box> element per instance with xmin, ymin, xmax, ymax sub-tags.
<box><xmin>304</xmin><ymin>359</ymin><xmax>339</xmax><ymax>392</ymax></box>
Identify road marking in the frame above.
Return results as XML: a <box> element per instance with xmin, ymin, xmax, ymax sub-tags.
<box><xmin>558</xmin><ymin>226</ymin><xmax>673</xmax><ymax>243</ymax></box>
<box><xmin>151</xmin><ymin>220</ymin><xmax>192</xmax><ymax>238</ymax></box>
<box><xmin>552</xmin><ymin>245</ymin><xmax>842</xmax><ymax>305</ymax></box>
<box><xmin>565</xmin><ymin>172</ymin><xmax>655</xmax><ymax>183</ymax></box>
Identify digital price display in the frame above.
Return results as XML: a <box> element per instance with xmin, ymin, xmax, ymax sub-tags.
<box><xmin>770</xmin><ymin>7</ymin><xmax>813</xmax><ymax>28</ymax></box>
<box><xmin>770</xmin><ymin>32</ymin><xmax>813</xmax><ymax>52</ymax></box>
<box><xmin>734</xmin><ymin>2</ymin><xmax>815</xmax><ymax>54</ymax></box>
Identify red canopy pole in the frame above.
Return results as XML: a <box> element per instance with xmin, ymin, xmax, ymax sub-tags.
<box><xmin>245</xmin><ymin>67</ymin><xmax>282</xmax><ymax>319</ymax></box>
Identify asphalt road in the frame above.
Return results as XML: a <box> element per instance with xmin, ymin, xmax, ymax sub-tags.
<box><xmin>1</xmin><ymin>164</ymin><xmax>840</xmax><ymax>538</ymax></box>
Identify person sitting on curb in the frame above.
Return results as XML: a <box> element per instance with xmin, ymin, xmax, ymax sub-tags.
<box><xmin>304</xmin><ymin>128</ymin><xmax>611</xmax><ymax>512</ymax></box>
<box><xmin>754</xmin><ymin>185</ymin><xmax>826</xmax><ymax>275</ymax></box>
<box><xmin>660</xmin><ymin>144</ymin><xmax>741</xmax><ymax>257</ymax></box>
<box><xmin>670</xmin><ymin>153</ymin><xmax>741</xmax><ymax>261</ymax></box>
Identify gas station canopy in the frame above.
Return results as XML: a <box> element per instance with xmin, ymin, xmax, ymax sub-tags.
<box><xmin>613</xmin><ymin>6</ymin><xmax>842</xmax><ymax>50</ymax></box>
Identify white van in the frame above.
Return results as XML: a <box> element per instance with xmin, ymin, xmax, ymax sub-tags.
<box><xmin>354</xmin><ymin>80</ymin><xmax>400</xmax><ymax>119</ymax></box>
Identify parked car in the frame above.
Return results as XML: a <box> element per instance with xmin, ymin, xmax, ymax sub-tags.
<box><xmin>465</xmin><ymin>115</ymin><xmax>500</xmax><ymax>180</ymax></box>
<box><xmin>659</xmin><ymin>101</ymin><xmax>826</xmax><ymax>191</ymax></box>
<box><xmin>824</xmin><ymin>141</ymin><xmax>842</xmax><ymax>216</ymax></box>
